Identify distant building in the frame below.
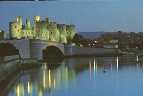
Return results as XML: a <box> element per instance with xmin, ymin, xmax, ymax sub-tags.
<box><xmin>0</xmin><ymin>30</ymin><xmax>4</xmax><ymax>40</ymax></box>
<box><xmin>9</xmin><ymin>16</ymin><xmax>76</xmax><ymax>44</ymax></box>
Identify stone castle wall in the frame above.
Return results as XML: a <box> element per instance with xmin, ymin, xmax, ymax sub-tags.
<box><xmin>9</xmin><ymin>16</ymin><xmax>76</xmax><ymax>44</ymax></box>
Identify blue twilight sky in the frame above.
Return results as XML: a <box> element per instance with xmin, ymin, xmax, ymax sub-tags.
<box><xmin>0</xmin><ymin>0</ymin><xmax>143</xmax><ymax>32</ymax></box>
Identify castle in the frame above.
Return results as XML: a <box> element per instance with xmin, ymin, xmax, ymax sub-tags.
<box><xmin>9</xmin><ymin>16</ymin><xmax>76</xmax><ymax>44</ymax></box>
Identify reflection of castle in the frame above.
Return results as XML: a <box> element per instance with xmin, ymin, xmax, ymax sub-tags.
<box><xmin>9</xmin><ymin>16</ymin><xmax>76</xmax><ymax>43</ymax></box>
<box><xmin>9</xmin><ymin>64</ymin><xmax>76</xmax><ymax>96</ymax></box>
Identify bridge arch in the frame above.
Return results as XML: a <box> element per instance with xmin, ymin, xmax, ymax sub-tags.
<box><xmin>43</xmin><ymin>46</ymin><xmax>64</xmax><ymax>61</ymax></box>
<box><xmin>0</xmin><ymin>43</ymin><xmax>19</xmax><ymax>56</ymax></box>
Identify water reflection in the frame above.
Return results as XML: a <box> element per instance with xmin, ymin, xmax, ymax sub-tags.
<box><xmin>117</xmin><ymin>56</ymin><xmax>119</xmax><ymax>72</ymax></box>
<box><xmin>8</xmin><ymin>61</ymin><xmax>76</xmax><ymax>96</ymax></box>
<box><xmin>8</xmin><ymin>54</ymin><xmax>143</xmax><ymax>96</ymax></box>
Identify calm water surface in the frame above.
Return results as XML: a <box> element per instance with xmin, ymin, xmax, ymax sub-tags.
<box><xmin>7</xmin><ymin>55</ymin><xmax>143</xmax><ymax>96</ymax></box>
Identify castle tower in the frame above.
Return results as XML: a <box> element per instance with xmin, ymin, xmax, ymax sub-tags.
<box><xmin>57</xmin><ymin>24</ymin><xmax>67</xmax><ymax>43</ymax></box>
<box><xmin>26</xmin><ymin>18</ymin><xmax>31</xmax><ymax>29</ymax></box>
<box><xmin>45</xmin><ymin>17</ymin><xmax>49</xmax><ymax>24</ymax></box>
<box><xmin>9</xmin><ymin>16</ymin><xmax>23</xmax><ymax>39</ymax></box>
<box><xmin>40</xmin><ymin>21</ymin><xmax>50</xmax><ymax>40</ymax></box>
<box><xmin>48</xmin><ymin>22</ymin><xmax>60</xmax><ymax>42</ymax></box>
<box><xmin>66</xmin><ymin>24</ymin><xmax>76</xmax><ymax>43</ymax></box>
<box><xmin>16</xmin><ymin>16</ymin><xmax>22</xmax><ymax>28</ymax></box>
<box><xmin>34</xmin><ymin>16</ymin><xmax>41</xmax><ymax>39</ymax></box>
<box><xmin>22</xmin><ymin>18</ymin><xmax>33</xmax><ymax>39</ymax></box>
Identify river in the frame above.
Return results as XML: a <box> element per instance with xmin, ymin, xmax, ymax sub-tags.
<box><xmin>5</xmin><ymin>54</ymin><xmax>143</xmax><ymax>96</ymax></box>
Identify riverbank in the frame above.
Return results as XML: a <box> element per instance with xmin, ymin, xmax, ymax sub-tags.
<box><xmin>65</xmin><ymin>47</ymin><xmax>123</xmax><ymax>57</ymax></box>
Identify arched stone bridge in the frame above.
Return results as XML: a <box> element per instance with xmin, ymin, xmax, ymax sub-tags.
<box><xmin>0</xmin><ymin>39</ymin><xmax>65</xmax><ymax>60</ymax></box>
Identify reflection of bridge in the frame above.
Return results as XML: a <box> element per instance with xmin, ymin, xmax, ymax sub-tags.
<box><xmin>0</xmin><ymin>39</ymin><xmax>65</xmax><ymax>60</ymax></box>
